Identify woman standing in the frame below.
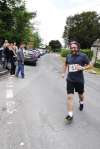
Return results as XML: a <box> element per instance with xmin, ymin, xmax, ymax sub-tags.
<box><xmin>9</xmin><ymin>43</ymin><xmax>17</xmax><ymax>75</ymax></box>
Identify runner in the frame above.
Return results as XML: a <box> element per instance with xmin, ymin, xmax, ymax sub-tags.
<box><xmin>62</xmin><ymin>41</ymin><xmax>91</xmax><ymax>123</ymax></box>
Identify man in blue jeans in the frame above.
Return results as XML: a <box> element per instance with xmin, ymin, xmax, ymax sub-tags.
<box><xmin>16</xmin><ymin>43</ymin><xmax>25</xmax><ymax>78</ymax></box>
<box><xmin>62</xmin><ymin>41</ymin><xmax>92</xmax><ymax>123</ymax></box>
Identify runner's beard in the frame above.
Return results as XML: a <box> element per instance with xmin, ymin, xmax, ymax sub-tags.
<box><xmin>71</xmin><ymin>49</ymin><xmax>79</xmax><ymax>55</ymax></box>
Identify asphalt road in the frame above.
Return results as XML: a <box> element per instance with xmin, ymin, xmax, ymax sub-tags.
<box><xmin>0</xmin><ymin>53</ymin><xmax>100</xmax><ymax>149</ymax></box>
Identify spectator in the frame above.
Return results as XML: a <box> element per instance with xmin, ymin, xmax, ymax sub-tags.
<box><xmin>15</xmin><ymin>42</ymin><xmax>25</xmax><ymax>78</ymax></box>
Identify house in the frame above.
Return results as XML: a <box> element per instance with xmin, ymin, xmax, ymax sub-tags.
<box><xmin>91</xmin><ymin>39</ymin><xmax>100</xmax><ymax>64</ymax></box>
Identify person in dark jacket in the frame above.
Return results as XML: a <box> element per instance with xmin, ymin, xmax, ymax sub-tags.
<box><xmin>9</xmin><ymin>43</ymin><xmax>17</xmax><ymax>75</ymax></box>
<box><xmin>3</xmin><ymin>42</ymin><xmax>10</xmax><ymax>70</ymax></box>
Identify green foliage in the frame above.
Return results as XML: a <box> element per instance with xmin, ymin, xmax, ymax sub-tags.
<box><xmin>94</xmin><ymin>60</ymin><xmax>100</xmax><ymax>68</ymax></box>
<box><xmin>0</xmin><ymin>0</ymin><xmax>14</xmax><ymax>42</ymax></box>
<box><xmin>32</xmin><ymin>32</ymin><xmax>42</xmax><ymax>48</ymax></box>
<box><xmin>81</xmin><ymin>49</ymin><xmax>93</xmax><ymax>60</ymax></box>
<box><xmin>11</xmin><ymin>4</ymin><xmax>36</xmax><ymax>44</ymax></box>
<box><xmin>56</xmin><ymin>48</ymin><xmax>62</xmax><ymax>53</ymax></box>
<box><xmin>60</xmin><ymin>48</ymin><xmax>70</xmax><ymax>57</ymax></box>
<box><xmin>63</xmin><ymin>11</ymin><xmax>100</xmax><ymax>48</ymax></box>
<box><xmin>0</xmin><ymin>0</ymin><xmax>39</xmax><ymax>45</ymax></box>
<box><xmin>47</xmin><ymin>46</ymin><xmax>52</xmax><ymax>52</ymax></box>
<box><xmin>49</xmin><ymin>40</ymin><xmax>62</xmax><ymax>52</ymax></box>
<box><xmin>60</xmin><ymin>48</ymin><xmax>93</xmax><ymax>60</ymax></box>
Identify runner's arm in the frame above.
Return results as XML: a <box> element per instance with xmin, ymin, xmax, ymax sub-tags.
<box><xmin>77</xmin><ymin>62</ymin><xmax>92</xmax><ymax>71</ymax></box>
<box><xmin>77</xmin><ymin>54</ymin><xmax>93</xmax><ymax>71</ymax></box>
<box><xmin>82</xmin><ymin>63</ymin><xmax>92</xmax><ymax>70</ymax></box>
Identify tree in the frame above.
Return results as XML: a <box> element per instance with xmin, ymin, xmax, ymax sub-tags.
<box><xmin>0</xmin><ymin>0</ymin><xmax>14</xmax><ymax>42</ymax></box>
<box><xmin>0</xmin><ymin>0</ymin><xmax>37</xmax><ymax>45</ymax></box>
<box><xmin>12</xmin><ymin>5</ymin><xmax>36</xmax><ymax>44</ymax></box>
<box><xmin>32</xmin><ymin>32</ymin><xmax>42</xmax><ymax>48</ymax></box>
<box><xmin>49</xmin><ymin>40</ymin><xmax>62</xmax><ymax>52</ymax></box>
<box><xmin>63</xmin><ymin>11</ymin><xmax>100</xmax><ymax>48</ymax></box>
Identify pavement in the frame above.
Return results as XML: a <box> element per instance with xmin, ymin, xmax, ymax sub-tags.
<box><xmin>0</xmin><ymin>53</ymin><xmax>100</xmax><ymax>149</ymax></box>
<box><xmin>0</xmin><ymin>65</ymin><xmax>8</xmax><ymax>76</ymax></box>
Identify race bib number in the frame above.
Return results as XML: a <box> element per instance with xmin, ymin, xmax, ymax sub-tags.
<box><xmin>69</xmin><ymin>64</ymin><xmax>78</xmax><ymax>72</ymax></box>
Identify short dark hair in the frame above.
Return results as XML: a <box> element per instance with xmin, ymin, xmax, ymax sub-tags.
<box><xmin>19</xmin><ymin>42</ymin><xmax>24</xmax><ymax>45</ymax></box>
<box><xmin>69</xmin><ymin>41</ymin><xmax>80</xmax><ymax>49</ymax></box>
<box><xmin>18</xmin><ymin>42</ymin><xmax>24</xmax><ymax>47</ymax></box>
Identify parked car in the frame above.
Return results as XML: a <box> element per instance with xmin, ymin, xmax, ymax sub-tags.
<box><xmin>0</xmin><ymin>47</ymin><xmax>6</xmax><ymax>66</ymax></box>
<box><xmin>24</xmin><ymin>49</ymin><xmax>38</xmax><ymax>66</ymax></box>
<box><xmin>38</xmin><ymin>48</ymin><xmax>46</xmax><ymax>56</ymax></box>
<box><xmin>32</xmin><ymin>49</ymin><xmax>41</xmax><ymax>58</ymax></box>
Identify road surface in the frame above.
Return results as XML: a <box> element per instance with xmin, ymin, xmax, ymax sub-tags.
<box><xmin>0</xmin><ymin>53</ymin><xmax>100</xmax><ymax>149</ymax></box>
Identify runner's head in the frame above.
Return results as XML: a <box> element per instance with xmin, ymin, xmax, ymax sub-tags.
<box><xmin>69</xmin><ymin>41</ymin><xmax>80</xmax><ymax>55</ymax></box>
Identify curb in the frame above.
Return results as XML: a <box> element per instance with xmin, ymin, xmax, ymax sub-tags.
<box><xmin>0</xmin><ymin>70</ymin><xmax>9</xmax><ymax>76</ymax></box>
<box><xmin>85</xmin><ymin>69</ymin><xmax>96</xmax><ymax>74</ymax></box>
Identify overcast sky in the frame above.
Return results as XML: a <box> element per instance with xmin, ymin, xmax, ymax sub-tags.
<box><xmin>26</xmin><ymin>0</ymin><xmax>100</xmax><ymax>45</ymax></box>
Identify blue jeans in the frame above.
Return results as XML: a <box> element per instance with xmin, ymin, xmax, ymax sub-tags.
<box><xmin>16</xmin><ymin>63</ymin><xmax>24</xmax><ymax>78</ymax></box>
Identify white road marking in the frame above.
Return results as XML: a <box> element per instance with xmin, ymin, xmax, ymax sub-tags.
<box><xmin>7</xmin><ymin>122</ymin><xmax>15</xmax><ymax>125</ymax></box>
<box><xmin>6</xmin><ymin>101</ymin><xmax>16</xmax><ymax>114</ymax></box>
<box><xmin>6</xmin><ymin>89</ymin><xmax>14</xmax><ymax>99</ymax></box>
<box><xmin>20</xmin><ymin>142</ymin><xmax>24</xmax><ymax>146</ymax></box>
<box><xmin>6</xmin><ymin>84</ymin><xmax>14</xmax><ymax>88</ymax></box>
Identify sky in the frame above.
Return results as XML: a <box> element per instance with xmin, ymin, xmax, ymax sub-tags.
<box><xmin>26</xmin><ymin>0</ymin><xmax>100</xmax><ymax>45</ymax></box>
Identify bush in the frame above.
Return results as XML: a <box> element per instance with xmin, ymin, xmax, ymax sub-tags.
<box><xmin>55</xmin><ymin>48</ymin><xmax>62</xmax><ymax>53</ymax></box>
<box><xmin>94</xmin><ymin>60</ymin><xmax>100</xmax><ymax>68</ymax></box>
<box><xmin>60</xmin><ymin>48</ymin><xmax>93</xmax><ymax>60</ymax></box>
<box><xmin>81</xmin><ymin>49</ymin><xmax>93</xmax><ymax>60</ymax></box>
<box><xmin>61</xmin><ymin>48</ymin><xmax>70</xmax><ymax>57</ymax></box>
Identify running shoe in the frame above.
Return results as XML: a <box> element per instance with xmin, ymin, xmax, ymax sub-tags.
<box><xmin>64</xmin><ymin>115</ymin><xmax>73</xmax><ymax>124</ymax></box>
<box><xmin>79</xmin><ymin>103</ymin><xmax>84</xmax><ymax>111</ymax></box>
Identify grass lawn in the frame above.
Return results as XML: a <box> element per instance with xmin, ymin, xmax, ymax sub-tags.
<box><xmin>93</xmin><ymin>60</ymin><xmax>100</xmax><ymax>75</ymax></box>
<box><xmin>92</xmin><ymin>67</ymin><xmax>100</xmax><ymax>75</ymax></box>
<box><xmin>85</xmin><ymin>60</ymin><xmax>100</xmax><ymax>75</ymax></box>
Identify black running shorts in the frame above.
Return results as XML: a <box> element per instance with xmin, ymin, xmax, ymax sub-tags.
<box><xmin>67</xmin><ymin>80</ymin><xmax>84</xmax><ymax>94</ymax></box>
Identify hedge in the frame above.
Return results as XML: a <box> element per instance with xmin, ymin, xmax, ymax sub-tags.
<box><xmin>60</xmin><ymin>48</ymin><xmax>70</xmax><ymax>57</ymax></box>
<box><xmin>81</xmin><ymin>49</ymin><xmax>93</xmax><ymax>60</ymax></box>
<box><xmin>61</xmin><ymin>48</ymin><xmax>93</xmax><ymax>60</ymax></box>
